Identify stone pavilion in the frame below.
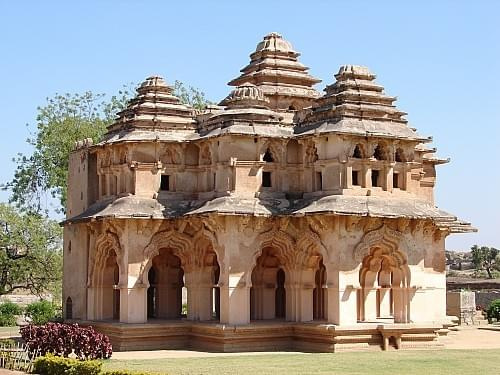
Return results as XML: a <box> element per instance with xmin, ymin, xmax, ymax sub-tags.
<box><xmin>63</xmin><ymin>32</ymin><xmax>475</xmax><ymax>351</ymax></box>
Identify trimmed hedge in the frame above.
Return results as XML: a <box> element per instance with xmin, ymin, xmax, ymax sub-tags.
<box><xmin>21</xmin><ymin>323</ymin><xmax>112</xmax><ymax>360</ymax></box>
<box><xmin>101</xmin><ymin>371</ymin><xmax>160</xmax><ymax>375</ymax></box>
<box><xmin>33</xmin><ymin>355</ymin><xmax>160</xmax><ymax>375</ymax></box>
<box><xmin>33</xmin><ymin>354</ymin><xmax>102</xmax><ymax>375</ymax></box>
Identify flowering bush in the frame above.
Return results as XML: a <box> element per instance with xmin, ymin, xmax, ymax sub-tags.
<box><xmin>20</xmin><ymin>323</ymin><xmax>112</xmax><ymax>360</ymax></box>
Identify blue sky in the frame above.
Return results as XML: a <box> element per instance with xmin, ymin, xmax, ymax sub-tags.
<box><xmin>0</xmin><ymin>1</ymin><xmax>498</xmax><ymax>250</ymax></box>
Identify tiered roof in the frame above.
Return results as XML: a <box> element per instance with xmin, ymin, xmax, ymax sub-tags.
<box><xmin>228</xmin><ymin>32</ymin><xmax>321</xmax><ymax>111</ymax></box>
<box><xmin>297</xmin><ymin>65</ymin><xmax>429</xmax><ymax>142</ymax></box>
<box><xmin>103</xmin><ymin>76</ymin><xmax>196</xmax><ymax>141</ymax></box>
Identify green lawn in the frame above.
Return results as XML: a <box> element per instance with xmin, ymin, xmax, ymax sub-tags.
<box><xmin>103</xmin><ymin>349</ymin><xmax>500</xmax><ymax>375</ymax></box>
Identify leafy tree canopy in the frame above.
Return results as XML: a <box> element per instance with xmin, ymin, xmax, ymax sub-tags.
<box><xmin>2</xmin><ymin>81</ymin><xmax>211</xmax><ymax>214</ymax></box>
<box><xmin>0</xmin><ymin>203</ymin><xmax>62</xmax><ymax>297</ymax></box>
<box><xmin>471</xmin><ymin>245</ymin><xmax>499</xmax><ymax>279</ymax></box>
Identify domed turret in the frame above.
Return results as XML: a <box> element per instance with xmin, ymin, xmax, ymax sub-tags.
<box><xmin>219</xmin><ymin>83</ymin><xmax>270</xmax><ymax>109</ymax></box>
<box><xmin>254</xmin><ymin>32</ymin><xmax>296</xmax><ymax>55</ymax></box>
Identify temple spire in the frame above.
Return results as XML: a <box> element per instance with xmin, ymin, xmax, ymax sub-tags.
<box><xmin>105</xmin><ymin>75</ymin><xmax>196</xmax><ymax>135</ymax></box>
<box><xmin>228</xmin><ymin>32</ymin><xmax>321</xmax><ymax>112</ymax></box>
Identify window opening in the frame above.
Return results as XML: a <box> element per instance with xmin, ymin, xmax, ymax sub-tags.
<box><xmin>371</xmin><ymin>170</ymin><xmax>380</xmax><ymax>187</ymax></box>
<box><xmin>262</xmin><ymin>171</ymin><xmax>272</xmax><ymax>187</ymax></box>
<box><xmin>395</xmin><ymin>148</ymin><xmax>405</xmax><ymax>162</ymax></box>
<box><xmin>393</xmin><ymin>172</ymin><xmax>400</xmax><ymax>189</ymax></box>
<box><xmin>263</xmin><ymin>148</ymin><xmax>274</xmax><ymax>162</ymax></box>
<box><xmin>352</xmin><ymin>170</ymin><xmax>360</xmax><ymax>186</ymax></box>
<box><xmin>160</xmin><ymin>175</ymin><xmax>170</xmax><ymax>191</ymax></box>
<box><xmin>315</xmin><ymin>172</ymin><xmax>322</xmax><ymax>191</ymax></box>
<box><xmin>66</xmin><ymin>297</ymin><xmax>73</xmax><ymax>320</ymax></box>
<box><xmin>373</xmin><ymin>145</ymin><xmax>384</xmax><ymax>160</ymax></box>
<box><xmin>353</xmin><ymin>145</ymin><xmax>362</xmax><ymax>158</ymax></box>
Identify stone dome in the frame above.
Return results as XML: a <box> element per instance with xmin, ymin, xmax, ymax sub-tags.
<box><xmin>254</xmin><ymin>32</ymin><xmax>296</xmax><ymax>55</ymax></box>
<box><xmin>335</xmin><ymin>65</ymin><xmax>376</xmax><ymax>80</ymax></box>
<box><xmin>219</xmin><ymin>83</ymin><xmax>270</xmax><ymax>108</ymax></box>
<box><xmin>137</xmin><ymin>75</ymin><xmax>173</xmax><ymax>94</ymax></box>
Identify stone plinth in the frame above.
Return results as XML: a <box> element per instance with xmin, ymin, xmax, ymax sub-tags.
<box><xmin>78</xmin><ymin>320</ymin><xmax>444</xmax><ymax>352</ymax></box>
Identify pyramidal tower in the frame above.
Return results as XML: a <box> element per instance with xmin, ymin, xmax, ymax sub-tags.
<box><xmin>228</xmin><ymin>32</ymin><xmax>321</xmax><ymax>114</ymax></box>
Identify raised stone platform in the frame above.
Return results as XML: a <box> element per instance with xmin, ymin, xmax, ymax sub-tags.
<box><xmin>75</xmin><ymin>320</ymin><xmax>444</xmax><ymax>352</ymax></box>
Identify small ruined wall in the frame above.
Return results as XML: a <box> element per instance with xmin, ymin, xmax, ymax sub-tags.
<box><xmin>446</xmin><ymin>290</ymin><xmax>476</xmax><ymax>324</ymax></box>
<box><xmin>475</xmin><ymin>291</ymin><xmax>500</xmax><ymax>310</ymax></box>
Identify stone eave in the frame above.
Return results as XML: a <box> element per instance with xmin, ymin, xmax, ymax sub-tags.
<box><xmin>422</xmin><ymin>157</ymin><xmax>450</xmax><ymax>165</ymax></box>
<box><xmin>62</xmin><ymin>195</ymin><xmax>470</xmax><ymax>230</ymax></box>
<box><xmin>294</xmin><ymin>119</ymin><xmax>431</xmax><ymax>143</ymax></box>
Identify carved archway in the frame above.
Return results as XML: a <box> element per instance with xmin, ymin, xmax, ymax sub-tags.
<box><xmin>355</xmin><ymin>225</ymin><xmax>411</xmax><ymax>323</ymax></box>
<box><xmin>142</xmin><ymin>228</ymin><xmax>221</xmax><ymax>321</ymax></box>
<box><xmin>88</xmin><ymin>230</ymin><xmax>123</xmax><ymax>321</ymax></box>
<box><xmin>249</xmin><ymin>227</ymin><xmax>328</xmax><ymax>322</ymax></box>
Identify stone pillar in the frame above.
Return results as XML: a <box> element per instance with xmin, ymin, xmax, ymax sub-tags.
<box><xmin>120</xmin><ymin>263</ymin><xmax>147</xmax><ymax>323</ymax></box>
<box><xmin>86</xmin><ymin>287</ymin><xmax>95</xmax><ymax>321</ymax></box>
<box><xmin>326</xmin><ymin>270</ymin><xmax>359</xmax><ymax>325</ymax></box>
<box><xmin>363</xmin><ymin>165</ymin><xmax>371</xmax><ymax>188</ymax></box>
<box><xmin>299</xmin><ymin>268</ymin><xmax>315</xmax><ymax>322</ymax></box>
<box><xmin>392</xmin><ymin>286</ymin><xmax>408</xmax><ymax>323</ymax></box>
<box><xmin>387</xmin><ymin>164</ymin><xmax>394</xmax><ymax>191</ymax></box>
<box><xmin>219</xmin><ymin>273</ymin><xmax>250</xmax><ymax>325</ymax></box>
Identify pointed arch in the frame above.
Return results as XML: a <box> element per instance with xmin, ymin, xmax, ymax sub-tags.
<box><xmin>142</xmin><ymin>230</ymin><xmax>193</xmax><ymax>281</ymax></box>
<box><xmin>354</xmin><ymin>225</ymin><xmax>409</xmax><ymax>266</ymax></box>
<box><xmin>89</xmin><ymin>231</ymin><xmax>123</xmax><ymax>287</ymax></box>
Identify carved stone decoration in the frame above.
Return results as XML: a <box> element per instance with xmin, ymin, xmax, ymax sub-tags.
<box><xmin>432</xmin><ymin>251</ymin><xmax>446</xmax><ymax>272</ymax></box>
<box><xmin>305</xmin><ymin>141</ymin><xmax>319</xmax><ymax>164</ymax></box>
<box><xmin>199</xmin><ymin>145</ymin><xmax>212</xmax><ymax>165</ymax></box>
<box><xmin>88</xmin><ymin>230</ymin><xmax>123</xmax><ymax>287</ymax></box>
<box><xmin>353</xmin><ymin>225</ymin><xmax>408</xmax><ymax>267</ymax></box>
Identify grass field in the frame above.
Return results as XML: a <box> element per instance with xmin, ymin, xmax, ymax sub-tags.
<box><xmin>103</xmin><ymin>349</ymin><xmax>500</xmax><ymax>375</ymax></box>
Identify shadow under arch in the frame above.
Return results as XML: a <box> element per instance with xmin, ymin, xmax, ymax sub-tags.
<box><xmin>142</xmin><ymin>228</ymin><xmax>222</xmax><ymax>322</ymax></box>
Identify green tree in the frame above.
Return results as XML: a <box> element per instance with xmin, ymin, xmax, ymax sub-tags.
<box><xmin>0</xmin><ymin>203</ymin><xmax>62</xmax><ymax>297</ymax></box>
<box><xmin>3</xmin><ymin>81</ymin><xmax>211</xmax><ymax>214</ymax></box>
<box><xmin>2</xmin><ymin>87</ymin><xmax>133</xmax><ymax>214</ymax></box>
<box><xmin>471</xmin><ymin>245</ymin><xmax>499</xmax><ymax>279</ymax></box>
<box><xmin>173</xmin><ymin>80</ymin><xmax>213</xmax><ymax>110</ymax></box>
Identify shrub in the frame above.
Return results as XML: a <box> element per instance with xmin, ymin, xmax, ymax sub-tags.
<box><xmin>486</xmin><ymin>299</ymin><xmax>500</xmax><ymax>323</ymax></box>
<box><xmin>25</xmin><ymin>300</ymin><xmax>56</xmax><ymax>325</ymax></box>
<box><xmin>0</xmin><ymin>301</ymin><xmax>23</xmax><ymax>327</ymax></box>
<box><xmin>21</xmin><ymin>323</ymin><xmax>112</xmax><ymax>360</ymax></box>
<box><xmin>33</xmin><ymin>354</ymin><xmax>102</xmax><ymax>375</ymax></box>
<box><xmin>101</xmin><ymin>371</ymin><xmax>160</xmax><ymax>375</ymax></box>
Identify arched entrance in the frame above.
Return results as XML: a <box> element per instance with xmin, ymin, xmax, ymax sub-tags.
<box><xmin>145</xmin><ymin>243</ymin><xmax>221</xmax><ymax>322</ymax></box>
<box><xmin>358</xmin><ymin>246</ymin><xmax>410</xmax><ymax>323</ymax></box>
<box><xmin>250</xmin><ymin>247</ymin><xmax>287</xmax><ymax>320</ymax></box>
<box><xmin>313</xmin><ymin>260</ymin><xmax>326</xmax><ymax>321</ymax></box>
<box><xmin>89</xmin><ymin>247</ymin><xmax>121</xmax><ymax>321</ymax></box>
<box><xmin>147</xmin><ymin>249</ymin><xmax>184</xmax><ymax>320</ymax></box>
